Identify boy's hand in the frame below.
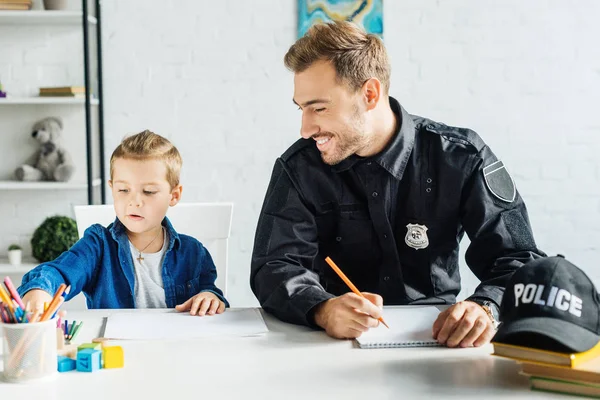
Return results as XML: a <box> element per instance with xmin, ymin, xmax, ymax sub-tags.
<box><xmin>21</xmin><ymin>289</ymin><xmax>53</xmax><ymax>312</ymax></box>
<box><xmin>175</xmin><ymin>291</ymin><xmax>226</xmax><ymax>316</ymax></box>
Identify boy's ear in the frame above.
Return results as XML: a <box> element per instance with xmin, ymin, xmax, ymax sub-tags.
<box><xmin>108</xmin><ymin>180</ymin><xmax>113</xmax><ymax>188</ymax></box>
<box><xmin>169</xmin><ymin>184</ymin><xmax>183</xmax><ymax>206</ymax></box>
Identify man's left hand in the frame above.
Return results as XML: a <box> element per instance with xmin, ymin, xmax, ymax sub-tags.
<box><xmin>432</xmin><ymin>301</ymin><xmax>496</xmax><ymax>348</ymax></box>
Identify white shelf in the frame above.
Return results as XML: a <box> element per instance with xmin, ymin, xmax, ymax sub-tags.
<box><xmin>0</xmin><ymin>97</ymin><xmax>99</xmax><ymax>105</ymax></box>
<box><xmin>0</xmin><ymin>259</ymin><xmax>36</xmax><ymax>274</ymax></box>
<box><xmin>0</xmin><ymin>178</ymin><xmax>101</xmax><ymax>190</ymax></box>
<box><xmin>0</xmin><ymin>10</ymin><xmax>96</xmax><ymax>25</ymax></box>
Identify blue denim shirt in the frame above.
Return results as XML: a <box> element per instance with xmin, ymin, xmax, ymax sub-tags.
<box><xmin>18</xmin><ymin>217</ymin><xmax>229</xmax><ymax>309</ymax></box>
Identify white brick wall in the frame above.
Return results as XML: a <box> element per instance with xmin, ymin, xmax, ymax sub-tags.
<box><xmin>384</xmin><ymin>0</ymin><xmax>600</xmax><ymax>296</ymax></box>
<box><xmin>1</xmin><ymin>1</ymin><xmax>599</xmax><ymax>306</ymax></box>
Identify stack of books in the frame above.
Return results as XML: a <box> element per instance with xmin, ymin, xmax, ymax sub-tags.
<box><xmin>39</xmin><ymin>86</ymin><xmax>86</xmax><ymax>98</ymax></box>
<box><xmin>0</xmin><ymin>0</ymin><xmax>32</xmax><ymax>10</ymax></box>
<box><xmin>493</xmin><ymin>341</ymin><xmax>600</xmax><ymax>398</ymax></box>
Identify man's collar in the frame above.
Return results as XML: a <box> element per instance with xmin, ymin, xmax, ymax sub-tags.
<box><xmin>331</xmin><ymin>96</ymin><xmax>415</xmax><ymax>180</ymax></box>
<box><xmin>374</xmin><ymin>97</ymin><xmax>416</xmax><ymax>180</ymax></box>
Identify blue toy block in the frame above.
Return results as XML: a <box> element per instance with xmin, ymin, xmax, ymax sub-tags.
<box><xmin>57</xmin><ymin>356</ymin><xmax>76</xmax><ymax>372</ymax></box>
<box><xmin>76</xmin><ymin>349</ymin><xmax>101</xmax><ymax>372</ymax></box>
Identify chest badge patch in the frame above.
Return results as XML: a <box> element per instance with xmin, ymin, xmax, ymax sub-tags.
<box><xmin>405</xmin><ymin>224</ymin><xmax>429</xmax><ymax>250</ymax></box>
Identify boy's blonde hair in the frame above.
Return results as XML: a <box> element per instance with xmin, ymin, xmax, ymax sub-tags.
<box><xmin>110</xmin><ymin>130</ymin><xmax>182</xmax><ymax>188</ymax></box>
<box><xmin>284</xmin><ymin>20</ymin><xmax>390</xmax><ymax>93</ymax></box>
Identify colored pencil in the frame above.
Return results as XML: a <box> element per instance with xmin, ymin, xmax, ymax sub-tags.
<box><xmin>68</xmin><ymin>321</ymin><xmax>83</xmax><ymax>342</ymax></box>
<box><xmin>3</xmin><ymin>277</ymin><xmax>25</xmax><ymax>309</ymax></box>
<box><xmin>39</xmin><ymin>284</ymin><xmax>66</xmax><ymax>322</ymax></box>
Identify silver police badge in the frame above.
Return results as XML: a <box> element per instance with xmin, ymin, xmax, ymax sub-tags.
<box><xmin>405</xmin><ymin>224</ymin><xmax>429</xmax><ymax>250</ymax></box>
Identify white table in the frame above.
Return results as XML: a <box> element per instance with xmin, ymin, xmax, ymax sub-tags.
<box><xmin>0</xmin><ymin>309</ymin><xmax>566</xmax><ymax>399</ymax></box>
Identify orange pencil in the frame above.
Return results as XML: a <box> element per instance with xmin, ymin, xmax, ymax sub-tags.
<box><xmin>324</xmin><ymin>256</ymin><xmax>390</xmax><ymax>329</ymax></box>
<box><xmin>39</xmin><ymin>284</ymin><xmax>66</xmax><ymax>322</ymax></box>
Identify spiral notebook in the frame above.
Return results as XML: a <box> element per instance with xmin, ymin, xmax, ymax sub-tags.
<box><xmin>355</xmin><ymin>306</ymin><xmax>442</xmax><ymax>348</ymax></box>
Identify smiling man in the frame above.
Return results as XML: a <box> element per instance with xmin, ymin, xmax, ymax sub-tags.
<box><xmin>250</xmin><ymin>21</ymin><xmax>545</xmax><ymax>347</ymax></box>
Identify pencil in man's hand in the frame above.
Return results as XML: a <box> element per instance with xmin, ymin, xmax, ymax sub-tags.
<box><xmin>324</xmin><ymin>256</ymin><xmax>390</xmax><ymax>329</ymax></box>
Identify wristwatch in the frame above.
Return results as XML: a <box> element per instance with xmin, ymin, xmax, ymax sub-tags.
<box><xmin>480</xmin><ymin>300</ymin><xmax>500</xmax><ymax>330</ymax></box>
<box><xmin>468</xmin><ymin>299</ymin><xmax>499</xmax><ymax>329</ymax></box>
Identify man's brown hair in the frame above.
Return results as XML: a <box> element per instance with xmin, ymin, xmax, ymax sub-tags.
<box><xmin>284</xmin><ymin>20</ymin><xmax>390</xmax><ymax>93</ymax></box>
<box><xmin>110</xmin><ymin>130</ymin><xmax>182</xmax><ymax>188</ymax></box>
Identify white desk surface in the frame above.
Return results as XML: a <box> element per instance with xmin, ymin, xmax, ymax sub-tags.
<box><xmin>0</xmin><ymin>308</ymin><xmax>567</xmax><ymax>400</ymax></box>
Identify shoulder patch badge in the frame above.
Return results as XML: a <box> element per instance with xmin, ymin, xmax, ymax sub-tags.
<box><xmin>483</xmin><ymin>160</ymin><xmax>516</xmax><ymax>203</ymax></box>
<box><xmin>405</xmin><ymin>224</ymin><xmax>429</xmax><ymax>250</ymax></box>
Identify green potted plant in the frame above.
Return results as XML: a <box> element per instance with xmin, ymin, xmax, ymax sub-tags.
<box><xmin>31</xmin><ymin>216</ymin><xmax>78</xmax><ymax>263</ymax></box>
<box><xmin>7</xmin><ymin>244</ymin><xmax>22</xmax><ymax>266</ymax></box>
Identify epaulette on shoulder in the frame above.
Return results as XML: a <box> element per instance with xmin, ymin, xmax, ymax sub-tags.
<box><xmin>420</xmin><ymin>119</ymin><xmax>486</xmax><ymax>152</ymax></box>
<box><xmin>280</xmin><ymin>138</ymin><xmax>314</xmax><ymax>162</ymax></box>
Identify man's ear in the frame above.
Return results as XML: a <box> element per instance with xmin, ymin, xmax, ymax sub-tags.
<box><xmin>169</xmin><ymin>184</ymin><xmax>183</xmax><ymax>206</ymax></box>
<box><xmin>362</xmin><ymin>78</ymin><xmax>382</xmax><ymax>111</ymax></box>
<box><xmin>108</xmin><ymin>180</ymin><xmax>113</xmax><ymax>189</ymax></box>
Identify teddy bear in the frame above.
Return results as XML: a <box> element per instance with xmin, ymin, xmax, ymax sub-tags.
<box><xmin>14</xmin><ymin>116</ymin><xmax>75</xmax><ymax>182</ymax></box>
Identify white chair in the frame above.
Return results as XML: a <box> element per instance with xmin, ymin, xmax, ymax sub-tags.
<box><xmin>73</xmin><ymin>203</ymin><xmax>233</xmax><ymax>298</ymax></box>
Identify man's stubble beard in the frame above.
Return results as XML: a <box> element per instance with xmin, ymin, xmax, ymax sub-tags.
<box><xmin>321</xmin><ymin>112</ymin><xmax>370</xmax><ymax>166</ymax></box>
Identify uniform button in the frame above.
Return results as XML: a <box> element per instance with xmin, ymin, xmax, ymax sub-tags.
<box><xmin>426</xmin><ymin>188</ymin><xmax>432</xmax><ymax>193</ymax></box>
<box><xmin>383</xmin><ymin>276</ymin><xmax>390</xmax><ymax>281</ymax></box>
<box><xmin>372</xmin><ymin>191</ymin><xmax>378</xmax><ymax>197</ymax></box>
<box><xmin>426</xmin><ymin>178</ymin><xmax>432</xmax><ymax>184</ymax></box>
<box><xmin>366</xmin><ymin>162</ymin><xmax>372</xmax><ymax>166</ymax></box>
<box><xmin>383</xmin><ymin>234</ymin><xmax>388</xmax><ymax>239</ymax></box>
<box><xmin>187</xmin><ymin>283</ymin><xmax>191</xmax><ymax>288</ymax></box>
<box><xmin>336</xmin><ymin>236</ymin><xmax>342</xmax><ymax>242</ymax></box>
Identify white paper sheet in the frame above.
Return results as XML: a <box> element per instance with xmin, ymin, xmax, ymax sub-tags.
<box><xmin>103</xmin><ymin>308</ymin><xmax>268</xmax><ymax>340</ymax></box>
<box><xmin>356</xmin><ymin>306</ymin><xmax>442</xmax><ymax>348</ymax></box>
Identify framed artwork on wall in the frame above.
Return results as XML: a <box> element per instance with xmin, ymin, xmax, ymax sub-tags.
<box><xmin>297</xmin><ymin>0</ymin><xmax>383</xmax><ymax>38</ymax></box>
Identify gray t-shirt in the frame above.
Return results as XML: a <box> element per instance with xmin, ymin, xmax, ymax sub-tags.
<box><xmin>129</xmin><ymin>229</ymin><xmax>168</xmax><ymax>308</ymax></box>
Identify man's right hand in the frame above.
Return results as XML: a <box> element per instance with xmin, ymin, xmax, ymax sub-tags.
<box><xmin>313</xmin><ymin>292</ymin><xmax>384</xmax><ymax>339</ymax></box>
<box><xmin>21</xmin><ymin>289</ymin><xmax>53</xmax><ymax>312</ymax></box>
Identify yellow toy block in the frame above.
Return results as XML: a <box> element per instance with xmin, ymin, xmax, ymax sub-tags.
<box><xmin>103</xmin><ymin>346</ymin><xmax>124</xmax><ymax>369</ymax></box>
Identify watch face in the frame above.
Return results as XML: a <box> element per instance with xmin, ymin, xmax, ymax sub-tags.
<box><xmin>483</xmin><ymin>302</ymin><xmax>498</xmax><ymax>320</ymax></box>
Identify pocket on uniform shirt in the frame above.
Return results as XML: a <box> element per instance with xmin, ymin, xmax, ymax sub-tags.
<box><xmin>320</xmin><ymin>218</ymin><xmax>377</xmax><ymax>293</ymax></box>
<box><xmin>338</xmin><ymin>203</ymin><xmax>371</xmax><ymax>220</ymax></box>
<box><xmin>336</xmin><ymin>218</ymin><xmax>373</xmax><ymax>244</ymax></box>
<box><xmin>315</xmin><ymin>202</ymin><xmax>371</xmax><ymax>240</ymax></box>
<box><xmin>397</xmin><ymin>217</ymin><xmax>460</xmax><ymax>301</ymax></box>
<box><xmin>399</xmin><ymin>216</ymin><xmax>458</xmax><ymax>252</ymax></box>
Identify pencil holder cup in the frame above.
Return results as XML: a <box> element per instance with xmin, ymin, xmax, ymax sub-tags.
<box><xmin>1</xmin><ymin>319</ymin><xmax>58</xmax><ymax>382</ymax></box>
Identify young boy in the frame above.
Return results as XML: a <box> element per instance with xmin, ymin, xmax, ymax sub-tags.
<box><xmin>18</xmin><ymin>130</ymin><xmax>228</xmax><ymax>316</ymax></box>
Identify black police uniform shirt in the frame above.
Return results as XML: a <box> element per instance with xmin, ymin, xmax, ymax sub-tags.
<box><xmin>250</xmin><ymin>97</ymin><xmax>545</xmax><ymax>327</ymax></box>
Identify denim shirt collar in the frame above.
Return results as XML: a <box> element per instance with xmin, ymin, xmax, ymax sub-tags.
<box><xmin>331</xmin><ymin>96</ymin><xmax>416</xmax><ymax>181</ymax></box>
<box><xmin>108</xmin><ymin>216</ymin><xmax>181</xmax><ymax>252</ymax></box>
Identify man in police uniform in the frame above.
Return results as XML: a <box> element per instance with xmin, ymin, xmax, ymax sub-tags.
<box><xmin>250</xmin><ymin>21</ymin><xmax>545</xmax><ymax>347</ymax></box>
